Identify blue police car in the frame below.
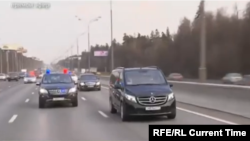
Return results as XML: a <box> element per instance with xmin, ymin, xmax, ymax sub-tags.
<box><xmin>36</xmin><ymin>69</ymin><xmax>78</xmax><ymax>108</ymax></box>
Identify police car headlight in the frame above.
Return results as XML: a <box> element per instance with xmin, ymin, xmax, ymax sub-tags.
<box><xmin>168</xmin><ymin>93</ymin><xmax>174</xmax><ymax>101</ymax></box>
<box><xmin>39</xmin><ymin>88</ymin><xmax>48</xmax><ymax>94</ymax></box>
<box><xmin>80</xmin><ymin>83</ymin><xmax>85</xmax><ymax>86</ymax></box>
<box><xmin>69</xmin><ymin>87</ymin><xmax>77</xmax><ymax>93</ymax></box>
<box><xmin>96</xmin><ymin>82</ymin><xmax>100</xmax><ymax>85</ymax></box>
<box><xmin>124</xmin><ymin>93</ymin><xmax>136</xmax><ymax>103</ymax></box>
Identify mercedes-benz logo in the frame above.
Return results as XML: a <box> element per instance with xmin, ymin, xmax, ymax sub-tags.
<box><xmin>151</xmin><ymin>92</ymin><xmax>154</xmax><ymax>95</ymax></box>
<box><xmin>149</xmin><ymin>96</ymin><xmax>156</xmax><ymax>103</ymax></box>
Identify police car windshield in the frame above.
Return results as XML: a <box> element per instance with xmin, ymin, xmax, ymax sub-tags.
<box><xmin>80</xmin><ymin>75</ymin><xmax>97</xmax><ymax>80</ymax></box>
<box><xmin>42</xmin><ymin>74</ymin><xmax>73</xmax><ymax>84</ymax></box>
<box><xmin>124</xmin><ymin>69</ymin><xmax>166</xmax><ymax>85</ymax></box>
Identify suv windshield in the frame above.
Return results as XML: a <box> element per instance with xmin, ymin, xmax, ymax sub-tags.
<box><xmin>124</xmin><ymin>69</ymin><xmax>166</xmax><ymax>85</ymax></box>
<box><xmin>80</xmin><ymin>75</ymin><xmax>97</xmax><ymax>80</ymax></box>
<box><xmin>42</xmin><ymin>74</ymin><xmax>73</xmax><ymax>84</ymax></box>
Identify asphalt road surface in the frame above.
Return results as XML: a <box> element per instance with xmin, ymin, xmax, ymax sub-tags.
<box><xmin>0</xmin><ymin>81</ymin><xmax>249</xmax><ymax>140</ymax></box>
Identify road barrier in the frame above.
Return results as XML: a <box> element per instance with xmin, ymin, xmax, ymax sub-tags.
<box><xmin>99</xmin><ymin>75</ymin><xmax>250</xmax><ymax>119</ymax></box>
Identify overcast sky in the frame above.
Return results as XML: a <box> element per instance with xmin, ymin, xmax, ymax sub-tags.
<box><xmin>0</xmin><ymin>0</ymin><xmax>248</xmax><ymax>63</ymax></box>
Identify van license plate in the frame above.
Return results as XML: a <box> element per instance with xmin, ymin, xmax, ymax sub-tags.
<box><xmin>53</xmin><ymin>98</ymin><xmax>65</xmax><ymax>101</ymax></box>
<box><xmin>145</xmin><ymin>107</ymin><xmax>161</xmax><ymax>110</ymax></box>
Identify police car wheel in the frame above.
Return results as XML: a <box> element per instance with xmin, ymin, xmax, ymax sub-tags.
<box><xmin>39</xmin><ymin>100</ymin><xmax>45</xmax><ymax>108</ymax></box>
<box><xmin>72</xmin><ymin>98</ymin><xmax>78</xmax><ymax>107</ymax></box>
<box><xmin>109</xmin><ymin>98</ymin><xmax>117</xmax><ymax>114</ymax></box>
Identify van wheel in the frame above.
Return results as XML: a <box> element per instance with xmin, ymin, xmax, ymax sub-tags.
<box><xmin>109</xmin><ymin>98</ymin><xmax>117</xmax><ymax>114</ymax></box>
<box><xmin>120</xmin><ymin>103</ymin><xmax>129</xmax><ymax>121</ymax></box>
<box><xmin>167</xmin><ymin>109</ymin><xmax>176</xmax><ymax>119</ymax></box>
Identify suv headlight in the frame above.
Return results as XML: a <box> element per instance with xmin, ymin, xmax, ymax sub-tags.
<box><xmin>39</xmin><ymin>88</ymin><xmax>48</xmax><ymax>94</ymax></box>
<box><xmin>69</xmin><ymin>87</ymin><xmax>77</xmax><ymax>93</ymax></box>
<box><xmin>124</xmin><ymin>93</ymin><xmax>136</xmax><ymax>103</ymax></box>
<box><xmin>168</xmin><ymin>93</ymin><xmax>174</xmax><ymax>101</ymax></box>
<box><xmin>80</xmin><ymin>82</ymin><xmax>85</xmax><ymax>86</ymax></box>
<box><xmin>96</xmin><ymin>82</ymin><xmax>100</xmax><ymax>85</ymax></box>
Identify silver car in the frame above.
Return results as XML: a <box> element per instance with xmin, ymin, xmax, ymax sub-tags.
<box><xmin>222</xmin><ymin>73</ymin><xmax>242</xmax><ymax>84</ymax></box>
<box><xmin>0</xmin><ymin>73</ymin><xmax>7</xmax><ymax>81</ymax></box>
<box><xmin>24</xmin><ymin>74</ymin><xmax>37</xmax><ymax>84</ymax></box>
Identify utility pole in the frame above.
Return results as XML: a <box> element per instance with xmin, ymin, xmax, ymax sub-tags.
<box><xmin>88</xmin><ymin>25</ymin><xmax>90</xmax><ymax>71</ymax></box>
<box><xmin>76</xmin><ymin>37</ymin><xmax>80</xmax><ymax>72</ymax></box>
<box><xmin>199</xmin><ymin>0</ymin><xmax>206</xmax><ymax>82</ymax></box>
<box><xmin>0</xmin><ymin>49</ymin><xmax>2</xmax><ymax>73</ymax></box>
<box><xmin>110</xmin><ymin>0</ymin><xmax>114</xmax><ymax>71</ymax></box>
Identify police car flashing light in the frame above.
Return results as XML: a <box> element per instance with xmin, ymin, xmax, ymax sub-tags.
<box><xmin>46</xmin><ymin>69</ymin><xmax>50</xmax><ymax>74</ymax></box>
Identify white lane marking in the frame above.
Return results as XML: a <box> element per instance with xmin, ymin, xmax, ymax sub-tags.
<box><xmin>8</xmin><ymin>86</ymin><xmax>11</xmax><ymax>87</ymax></box>
<box><xmin>81</xmin><ymin>97</ymin><xmax>86</xmax><ymax>101</ymax></box>
<box><xmin>98</xmin><ymin>111</ymin><xmax>108</xmax><ymax>118</ymax></box>
<box><xmin>102</xmin><ymin>86</ymin><xmax>108</xmax><ymax>89</ymax></box>
<box><xmin>8</xmin><ymin>115</ymin><xmax>18</xmax><ymax>123</ymax></box>
<box><xmin>25</xmin><ymin>99</ymin><xmax>29</xmax><ymax>103</ymax></box>
<box><xmin>177</xmin><ymin>107</ymin><xmax>238</xmax><ymax>125</ymax></box>
<box><xmin>31</xmin><ymin>92</ymin><xmax>34</xmax><ymax>95</ymax></box>
<box><xmin>101</xmin><ymin>85</ymin><xmax>237</xmax><ymax>124</ymax></box>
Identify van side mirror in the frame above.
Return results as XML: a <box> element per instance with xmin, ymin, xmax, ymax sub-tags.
<box><xmin>36</xmin><ymin>81</ymin><xmax>41</xmax><ymax>86</ymax></box>
<box><xmin>169</xmin><ymin>84</ymin><xmax>173</xmax><ymax>87</ymax></box>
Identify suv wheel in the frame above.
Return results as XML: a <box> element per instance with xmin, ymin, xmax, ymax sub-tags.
<box><xmin>72</xmin><ymin>97</ymin><xmax>78</xmax><ymax>107</ymax></box>
<box><xmin>120</xmin><ymin>103</ymin><xmax>129</xmax><ymax>121</ymax></box>
<box><xmin>109</xmin><ymin>98</ymin><xmax>117</xmax><ymax>114</ymax></box>
<box><xmin>39</xmin><ymin>99</ymin><xmax>45</xmax><ymax>108</ymax></box>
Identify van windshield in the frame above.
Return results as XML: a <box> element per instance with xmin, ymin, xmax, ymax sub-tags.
<box><xmin>124</xmin><ymin>69</ymin><xmax>166</xmax><ymax>85</ymax></box>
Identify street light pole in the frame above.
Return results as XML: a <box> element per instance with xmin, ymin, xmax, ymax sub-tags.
<box><xmin>110</xmin><ymin>0</ymin><xmax>114</xmax><ymax>71</ymax></box>
<box><xmin>87</xmin><ymin>25</ymin><xmax>90</xmax><ymax>71</ymax></box>
<box><xmin>199</xmin><ymin>0</ymin><xmax>206</xmax><ymax>82</ymax></box>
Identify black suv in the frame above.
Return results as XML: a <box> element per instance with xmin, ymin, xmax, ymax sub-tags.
<box><xmin>109</xmin><ymin>66</ymin><xmax>176</xmax><ymax>121</ymax></box>
<box><xmin>36</xmin><ymin>73</ymin><xmax>78</xmax><ymax>108</ymax></box>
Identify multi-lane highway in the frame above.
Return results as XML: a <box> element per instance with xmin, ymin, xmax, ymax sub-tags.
<box><xmin>0</xmin><ymin>80</ymin><xmax>249</xmax><ymax>140</ymax></box>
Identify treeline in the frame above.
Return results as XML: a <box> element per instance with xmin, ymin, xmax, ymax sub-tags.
<box><xmin>58</xmin><ymin>2</ymin><xmax>250</xmax><ymax>79</ymax></box>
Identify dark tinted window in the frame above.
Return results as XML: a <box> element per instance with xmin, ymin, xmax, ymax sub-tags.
<box><xmin>124</xmin><ymin>69</ymin><xmax>166</xmax><ymax>85</ymax></box>
<box><xmin>110</xmin><ymin>70</ymin><xmax>119</xmax><ymax>85</ymax></box>
<box><xmin>79</xmin><ymin>75</ymin><xmax>97</xmax><ymax>80</ymax></box>
<box><xmin>42</xmin><ymin>74</ymin><xmax>73</xmax><ymax>84</ymax></box>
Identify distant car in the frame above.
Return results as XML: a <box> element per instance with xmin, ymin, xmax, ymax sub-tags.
<box><xmin>235</xmin><ymin>75</ymin><xmax>250</xmax><ymax>86</ymax></box>
<box><xmin>38</xmin><ymin>73</ymin><xmax>44</xmax><ymax>78</ymax></box>
<box><xmin>71</xmin><ymin>74</ymin><xmax>78</xmax><ymax>83</ymax></box>
<box><xmin>222</xmin><ymin>73</ymin><xmax>242</xmax><ymax>84</ymax></box>
<box><xmin>7</xmin><ymin>72</ymin><xmax>19</xmax><ymax>81</ymax></box>
<box><xmin>77</xmin><ymin>73</ymin><xmax>101</xmax><ymax>91</ymax></box>
<box><xmin>19</xmin><ymin>72</ymin><xmax>26</xmax><ymax>79</ymax></box>
<box><xmin>24</xmin><ymin>74</ymin><xmax>37</xmax><ymax>84</ymax></box>
<box><xmin>0</xmin><ymin>73</ymin><xmax>7</xmax><ymax>81</ymax></box>
<box><xmin>168</xmin><ymin>73</ymin><xmax>183</xmax><ymax>81</ymax></box>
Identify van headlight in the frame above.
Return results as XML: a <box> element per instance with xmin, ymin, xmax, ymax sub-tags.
<box><xmin>168</xmin><ymin>93</ymin><xmax>174</xmax><ymax>101</ymax></box>
<box><xmin>96</xmin><ymin>82</ymin><xmax>100</xmax><ymax>85</ymax></box>
<box><xmin>39</xmin><ymin>88</ymin><xmax>48</xmax><ymax>94</ymax></box>
<box><xmin>69</xmin><ymin>87</ymin><xmax>77</xmax><ymax>93</ymax></box>
<box><xmin>124</xmin><ymin>93</ymin><xmax>136</xmax><ymax>103</ymax></box>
